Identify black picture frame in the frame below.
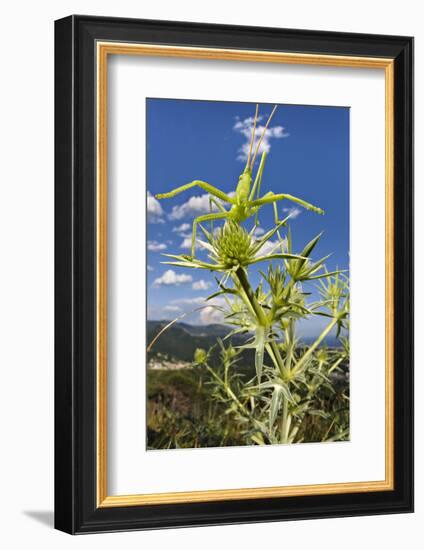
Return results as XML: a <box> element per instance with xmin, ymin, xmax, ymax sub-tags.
<box><xmin>55</xmin><ymin>14</ymin><xmax>414</xmax><ymax>534</ymax></box>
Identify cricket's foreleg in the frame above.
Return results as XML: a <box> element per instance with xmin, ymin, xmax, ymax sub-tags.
<box><xmin>273</xmin><ymin>202</ymin><xmax>281</xmax><ymax>225</ymax></box>
<box><xmin>209</xmin><ymin>197</ymin><xmax>227</xmax><ymax>235</ymax></box>
<box><xmin>191</xmin><ymin>212</ymin><xmax>228</xmax><ymax>258</ymax></box>
<box><xmin>270</xmin><ymin>199</ymin><xmax>290</xmax><ymax>225</ymax></box>
<box><xmin>209</xmin><ymin>197</ymin><xmax>227</xmax><ymax>213</ymax></box>
<box><xmin>156</xmin><ymin>181</ymin><xmax>235</xmax><ymax>205</ymax></box>
<box><xmin>251</xmin><ymin>192</ymin><xmax>324</xmax><ymax>215</ymax></box>
<box><xmin>272</xmin><ymin>202</ymin><xmax>287</xmax><ymax>254</ymax></box>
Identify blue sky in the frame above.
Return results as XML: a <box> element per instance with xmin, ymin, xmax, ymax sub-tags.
<box><xmin>146</xmin><ymin>98</ymin><xmax>349</xmax><ymax>335</ymax></box>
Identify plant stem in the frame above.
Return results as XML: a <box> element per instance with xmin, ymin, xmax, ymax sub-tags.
<box><xmin>234</xmin><ymin>267</ymin><xmax>267</xmax><ymax>323</ymax></box>
<box><xmin>234</xmin><ymin>267</ymin><xmax>297</xmax><ymax>444</ymax></box>
<box><xmin>328</xmin><ymin>355</ymin><xmax>345</xmax><ymax>374</ymax></box>
<box><xmin>291</xmin><ymin>316</ymin><xmax>339</xmax><ymax>376</ymax></box>
<box><xmin>280</xmin><ymin>397</ymin><xmax>290</xmax><ymax>444</ymax></box>
<box><xmin>206</xmin><ymin>366</ymin><xmax>246</xmax><ymax>414</ymax></box>
<box><xmin>234</xmin><ymin>267</ymin><xmax>288</xmax><ymax>378</ymax></box>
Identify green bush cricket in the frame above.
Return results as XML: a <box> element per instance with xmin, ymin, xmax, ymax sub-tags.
<box><xmin>155</xmin><ymin>104</ymin><xmax>324</xmax><ymax>258</ymax></box>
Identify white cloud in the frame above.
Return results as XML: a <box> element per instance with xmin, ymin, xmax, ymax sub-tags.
<box><xmin>163</xmin><ymin>305</ymin><xmax>182</xmax><ymax>312</ymax></box>
<box><xmin>169</xmin><ymin>193</ymin><xmax>220</xmax><ymax>220</ymax></box>
<box><xmin>199</xmin><ymin>306</ymin><xmax>224</xmax><ymax>325</ymax></box>
<box><xmin>168</xmin><ymin>295</ymin><xmax>226</xmax><ymax>325</ymax></box>
<box><xmin>233</xmin><ymin>114</ymin><xmax>288</xmax><ymax>163</ymax></box>
<box><xmin>168</xmin><ymin>191</ymin><xmax>235</xmax><ymax>222</ymax></box>
<box><xmin>147</xmin><ymin>265</ymin><xmax>154</xmax><ymax>272</ymax></box>
<box><xmin>180</xmin><ymin>236</ymin><xmax>191</xmax><ymax>249</ymax></box>
<box><xmin>198</xmin><ymin>296</ymin><xmax>227</xmax><ymax>325</ymax></box>
<box><xmin>180</xmin><ymin>236</ymin><xmax>204</xmax><ymax>250</ymax></box>
<box><xmin>153</xmin><ymin>269</ymin><xmax>192</xmax><ymax>287</ymax></box>
<box><xmin>147</xmin><ymin>240</ymin><xmax>167</xmax><ymax>252</ymax></box>
<box><xmin>172</xmin><ymin>222</ymin><xmax>190</xmax><ymax>233</ymax></box>
<box><xmin>256</xmin><ymin>239</ymin><xmax>287</xmax><ymax>257</ymax></box>
<box><xmin>252</xmin><ymin>226</ymin><xmax>265</xmax><ymax>237</ymax></box>
<box><xmin>171</xmin><ymin>296</ymin><xmax>206</xmax><ymax>305</ymax></box>
<box><xmin>192</xmin><ymin>279</ymin><xmax>212</xmax><ymax>291</ymax></box>
<box><xmin>147</xmin><ymin>191</ymin><xmax>165</xmax><ymax>223</ymax></box>
<box><xmin>283</xmin><ymin>207</ymin><xmax>302</xmax><ymax>219</ymax></box>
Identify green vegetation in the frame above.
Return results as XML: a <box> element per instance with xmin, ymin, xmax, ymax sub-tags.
<box><xmin>147</xmin><ymin>337</ymin><xmax>349</xmax><ymax>448</ymax></box>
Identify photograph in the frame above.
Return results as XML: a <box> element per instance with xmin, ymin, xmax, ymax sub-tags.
<box><xmin>146</xmin><ymin>98</ymin><xmax>350</xmax><ymax>450</ymax></box>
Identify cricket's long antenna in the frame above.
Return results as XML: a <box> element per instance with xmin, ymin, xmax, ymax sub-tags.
<box><xmin>245</xmin><ymin>104</ymin><xmax>259</xmax><ymax>170</ymax></box>
<box><xmin>250</xmin><ymin>104</ymin><xmax>278</xmax><ymax>169</ymax></box>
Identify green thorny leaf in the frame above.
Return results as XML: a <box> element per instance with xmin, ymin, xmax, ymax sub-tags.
<box><xmin>238</xmin><ymin>325</ymin><xmax>270</xmax><ymax>381</ymax></box>
<box><xmin>317</xmin><ymin>272</ymin><xmax>349</xmax><ymax>336</ymax></box>
<box><xmin>217</xmin><ymin>338</ymin><xmax>241</xmax><ymax>367</ymax></box>
<box><xmin>269</xmin><ymin>385</ymin><xmax>283</xmax><ymax>428</ymax></box>
<box><xmin>284</xmin><ymin>229</ymin><xmax>345</xmax><ymax>282</ymax></box>
<box><xmin>161</xmin><ymin>220</ymin><xmax>306</xmax><ymax>273</ymax></box>
<box><xmin>250</xmin><ymin>379</ymin><xmax>294</xmax><ymax>428</ymax></box>
<box><xmin>262</xmin><ymin>264</ymin><xmax>311</xmax><ymax>324</ymax></box>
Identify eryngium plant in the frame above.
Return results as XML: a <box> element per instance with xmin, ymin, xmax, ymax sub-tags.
<box><xmin>154</xmin><ymin>105</ymin><xmax>349</xmax><ymax>446</ymax></box>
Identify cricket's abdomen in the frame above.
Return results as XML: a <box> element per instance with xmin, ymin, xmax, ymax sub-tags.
<box><xmin>235</xmin><ymin>171</ymin><xmax>252</xmax><ymax>202</ymax></box>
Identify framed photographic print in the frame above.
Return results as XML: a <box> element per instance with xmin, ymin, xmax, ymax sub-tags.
<box><xmin>54</xmin><ymin>15</ymin><xmax>414</xmax><ymax>534</ymax></box>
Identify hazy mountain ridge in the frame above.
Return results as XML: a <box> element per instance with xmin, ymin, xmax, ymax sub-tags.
<box><xmin>147</xmin><ymin>320</ymin><xmax>242</xmax><ymax>363</ymax></box>
<box><xmin>147</xmin><ymin>320</ymin><xmax>341</xmax><ymax>364</ymax></box>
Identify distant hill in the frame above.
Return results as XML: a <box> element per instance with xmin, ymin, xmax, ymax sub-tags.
<box><xmin>147</xmin><ymin>320</ymin><xmax>241</xmax><ymax>363</ymax></box>
<box><xmin>146</xmin><ymin>320</ymin><xmax>342</xmax><ymax>364</ymax></box>
<box><xmin>167</xmin><ymin>321</ymin><xmax>231</xmax><ymax>338</ymax></box>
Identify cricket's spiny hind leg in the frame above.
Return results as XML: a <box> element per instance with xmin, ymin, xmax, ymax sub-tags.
<box><xmin>155</xmin><ymin>180</ymin><xmax>235</xmax><ymax>205</ymax></box>
<box><xmin>251</xmin><ymin>191</ymin><xmax>324</xmax><ymax>216</ymax></box>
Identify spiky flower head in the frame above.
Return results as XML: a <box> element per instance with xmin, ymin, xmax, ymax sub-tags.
<box><xmin>193</xmin><ymin>348</ymin><xmax>208</xmax><ymax>366</ymax></box>
<box><xmin>161</xmin><ymin>217</ymin><xmax>306</xmax><ymax>273</ymax></box>
<box><xmin>315</xmin><ymin>347</ymin><xmax>329</xmax><ymax>363</ymax></box>
<box><xmin>212</xmin><ymin>222</ymin><xmax>256</xmax><ymax>269</ymax></box>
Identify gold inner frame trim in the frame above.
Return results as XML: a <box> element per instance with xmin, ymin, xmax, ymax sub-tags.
<box><xmin>96</xmin><ymin>42</ymin><xmax>395</xmax><ymax>508</ymax></box>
